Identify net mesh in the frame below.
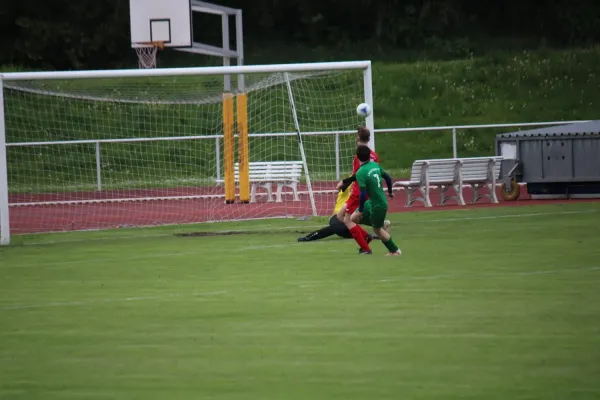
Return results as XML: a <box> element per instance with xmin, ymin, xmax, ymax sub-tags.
<box><xmin>134</xmin><ymin>42</ymin><xmax>163</xmax><ymax>69</ymax></box>
<box><xmin>3</xmin><ymin>67</ymin><xmax>367</xmax><ymax>235</ymax></box>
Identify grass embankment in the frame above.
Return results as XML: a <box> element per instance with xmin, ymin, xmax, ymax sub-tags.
<box><xmin>373</xmin><ymin>47</ymin><xmax>600</xmax><ymax>167</ymax></box>
<box><xmin>3</xmin><ymin>47</ymin><xmax>600</xmax><ymax>192</ymax></box>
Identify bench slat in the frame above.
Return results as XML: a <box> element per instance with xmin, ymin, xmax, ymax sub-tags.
<box><xmin>219</xmin><ymin>161</ymin><xmax>304</xmax><ymax>184</ymax></box>
<box><xmin>398</xmin><ymin>156</ymin><xmax>505</xmax><ymax>208</ymax></box>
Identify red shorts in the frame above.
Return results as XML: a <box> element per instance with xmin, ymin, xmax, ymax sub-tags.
<box><xmin>345</xmin><ymin>193</ymin><xmax>360</xmax><ymax>214</ymax></box>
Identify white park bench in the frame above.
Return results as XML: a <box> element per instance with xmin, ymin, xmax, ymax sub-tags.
<box><xmin>460</xmin><ymin>156</ymin><xmax>503</xmax><ymax>204</ymax></box>
<box><xmin>393</xmin><ymin>156</ymin><xmax>503</xmax><ymax>207</ymax></box>
<box><xmin>216</xmin><ymin>161</ymin><xmax>303</xmax><ymax>203</ymax></box>
<box><xmin>393</xmin><ymin>159</ymin><xmax>465</xmax><ymax>207</ymax></box>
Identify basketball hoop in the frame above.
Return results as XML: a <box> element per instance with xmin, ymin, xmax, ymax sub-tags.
<box><xmin>133</xmin><ymin>41</ymin><xmax>165</xmax><ymax>69</ymax></box>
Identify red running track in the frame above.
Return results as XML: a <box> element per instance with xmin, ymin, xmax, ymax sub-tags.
<box><xmin>7</xmin><ymin>182</ymin><xmax>598</xmax><ymax>234</ymax></box>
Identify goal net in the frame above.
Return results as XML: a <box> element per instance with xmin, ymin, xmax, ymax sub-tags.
<box><xmin>0</xmin><ymin>62</ymin><xmax>374</xmax><ymax>243</ymax></box>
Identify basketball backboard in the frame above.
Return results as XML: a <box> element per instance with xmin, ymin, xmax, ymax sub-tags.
<box><xmin>129</xmin><ymin>0</ymin><xmax>192</xmax><ymax>47</ymax></box>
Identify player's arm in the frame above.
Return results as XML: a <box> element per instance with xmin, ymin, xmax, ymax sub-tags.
<box><xmin>381</xmin><ymin>168</ymin><xmax>394</xmax><ymax>198</ymax></box>
<box><xmin>358</xmin><ymin>187</ymin><xmax>368</xmax><ymax>212</ymax></box>
<box><xmin>357</xmin><ymin>173</ymin><xmax>368</xmax><ymax>212</ymax></box>
<box><xmin>338</xmin><ymin>174</ymin><xmax>356</xmax><ymax>191</ymax></box>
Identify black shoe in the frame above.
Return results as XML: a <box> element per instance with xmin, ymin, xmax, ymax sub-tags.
<box><xmin>297</xmin><ymin>236</ymin><xmax>308</xmax><ymax>242</ymax></box>
<box><xmin>358</xmin><ymin>248</ymin><xmax>372</xmax><ymax>255</ymax></box>
<box><xmin>371</xmin><ymin>234</ymin><xmax>380</xmax><ymax>240</ymax></box>
<box><xmin>366</xmin><ymin>234</ymin><xmax>373</xmax><ymax>244</ymax></box>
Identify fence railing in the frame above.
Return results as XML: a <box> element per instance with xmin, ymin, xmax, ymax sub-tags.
<box><xmin>6</xmin><ymin>120</ymin><xmax>589</xmax><ymax>191</ymax></box>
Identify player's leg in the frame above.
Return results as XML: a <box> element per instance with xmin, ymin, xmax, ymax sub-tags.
<box><xmin>298</xmin><ymin>215</ymin><xmax>359</xmax><ymax>242</ymax></box>
<box><xmin>336</xmin><ymin>203</ymin><xmax>347</xmax><ymax>223</ymax></box>
<box><xmin>330</xmin><ymin>215</ymin><xmax>353</xmax><ymax>239</ymax></box>
<box><xmin>297</xmin><ymin>223</ymin><xmax>338</xmax><ymax>242</ymax></box>
<box><xmin>333</xmin><ymin>214</ymin><xmax>373</xmax><ymax>241</ymax></box>
<box><xmin>344</xmin><ymin>196</ymin><xmax>371</xmax><ymax>253</ymax></box>
<box><xmin>370</xmin><ymin>207</ymin><xmax>401</xmax><ymax>256</ymax></box>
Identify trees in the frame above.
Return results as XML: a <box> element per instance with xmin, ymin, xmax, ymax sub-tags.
<box><xmin>1</xmin><ymin>0</ymin><xmax>598</xmax><ymax>70</ymax></box>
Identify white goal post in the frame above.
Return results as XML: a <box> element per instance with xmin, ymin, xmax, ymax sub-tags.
<box><xmin>0</xmin><ymin>61</ymin><xmax>374</xmax><ymax>245</ymax></box>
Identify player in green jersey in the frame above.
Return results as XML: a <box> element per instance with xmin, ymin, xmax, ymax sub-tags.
<box><xmin>351</xmin><ymin>145</ymin><xmax>402</xmax><ymax>256</ymax></box>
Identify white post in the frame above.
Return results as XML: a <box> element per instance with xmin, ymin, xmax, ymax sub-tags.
<box><xmin>284</xmin><ymin>72</ymin><xmax>317</xmax><ymax>217</ymax></box>
<box><xmin>0</xmin><ymin>79</ymin><xmax>10</xmax><ymax>245</ymax></box>
<box><xmin>2</xmin><ymin>61</ymin><xmax>371</xmax><ymax>81</ymax></box>
<box><xmin>363</xmin><ymin>62</ymin><xmax>375</xmax><ymax>150</ymax></box>
<box><xmin>452</xmin><ymin>127</ymin><xmax>457</xmax><ymax>158</ymax></box>
<box><xmin>215</xmin><ymin>137</ymin><xmax>221</xmax><ymax>180</ymax></box>
<box><xmin>235</xmin><ymin>10</ymin><xmax>245</xmax><ymax>91</ymax></box>
<box><xmin>95</xmin><ymin>141</ymin><xmax>102</xmax><ymax>191</ymax></box>
<box><xmin>222</xmin><ymin>13</ymin><xmax>231</xmax><ymax>92</ymax></box>
<box><xmin>335</xmin><ymin>133</ymin><xmax>340</xmax><ymax>181</ymax></box>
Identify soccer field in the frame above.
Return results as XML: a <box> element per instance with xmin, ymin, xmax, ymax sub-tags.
<box><xmin>1</xmin><ymin>203</ymin><xmax>600</xmax><ymax>399</ymax></box>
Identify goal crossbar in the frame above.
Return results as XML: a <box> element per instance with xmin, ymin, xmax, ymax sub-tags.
<box><xmin>0</xmin><ymin>61</ymin><xmax>371</xmax><ymax>81</ymax></box>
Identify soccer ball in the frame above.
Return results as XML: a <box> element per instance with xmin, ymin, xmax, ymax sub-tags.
<box><xmin>356</xmin><ymin>103</ymin><xmax>372</xmax><ymax>118</ymax></box>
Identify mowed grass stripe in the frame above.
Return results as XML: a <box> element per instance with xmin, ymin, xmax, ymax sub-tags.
<box><xmin>1</xmin><ymin>202</ymin><xmax>599</xmax><ymax>399</ymax></box>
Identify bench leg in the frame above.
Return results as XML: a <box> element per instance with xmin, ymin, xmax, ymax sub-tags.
<box><xmin>404</xmin><ymin>187</ymin><xmax>423</xmax><ymax>207</ymax></box>
<box><xmin>455</xmin><ymin>183</ymin><xmax>466</xmax><ymax>206</ymax></box>
<box><xmin>404</xmin><ymin>188</ymin><xmax>414</xmax><ymax>207</ymax></box>
<box><xmin>439</xmin><ymin>185</ymin><xmax>451</xmax><ymax>205</ymax></box>
<box><xmin>291</xmin><ymin>182</ymin><xmax>299</xmax><ymax>201</ymax></box>
<box><xmin>488</xmin><ymin>182</ymin><xmax>499</xmax><ymax>204</ymax></box>
<box><xmin>471</xmin><ymin>184</ymin><xmax>481</xmax><ymax>204</ymax></box>
<box><xmin>441</xmin><ymin>185</ymin><xmax>449</xmax><ymax>205</ymax></box>
<box><xmin>250</xmin><ymin>183</ymin><xmax>273</xmax><ymax>203</ymax></box>
<box><xmin>274</xmin><ymin>182</ymin><xmax>299</xmax><ymax>202</ymax></box>
<box><xmin>265</xmin><ymin>183</ymin><xmax>274</xmax><ymax>202</ymax></box>
<box><xmin>438</xmin><ymin>184</ymin><xmax>464</xmax><ymax>206</ymax></box>
<box><xmin>470</xmin><ymin>183</ymin><xmax>499</xmax><ymax>204</ymax></box>
<box><xmin>423</xmin><ymin>185</ymin><xmax>432</xmax><ymax>207</ymax></box>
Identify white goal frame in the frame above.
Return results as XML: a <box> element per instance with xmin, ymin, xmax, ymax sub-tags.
<box><xmin>0</xmin><ymin>61</ymin><xmax>374</xmax><ymax>245</ymax></box>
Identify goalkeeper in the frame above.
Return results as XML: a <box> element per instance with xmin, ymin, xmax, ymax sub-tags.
<box><xmin>297</xmin><ymin>181</ymin><xmax>387</xmax><ymax>242</ymax></box>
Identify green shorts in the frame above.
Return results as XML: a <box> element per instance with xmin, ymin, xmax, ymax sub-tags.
<box><xmin>358</xmin><ymin>200</ymin><xmax>388</xmax><ymax>228</ymax></box>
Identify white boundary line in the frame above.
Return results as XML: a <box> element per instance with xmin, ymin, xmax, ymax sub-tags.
<box><xmin>1</xmin><ymin>291</ymin><xmax>228</xmax><ymax>310</ymax></box>
<box><xmin>11</xmin><ymin>208</ymin><xmax>598</xmax><ymax>247</ymax></box>
<box><xmin>2</xmin><ymin>267</ymin><xmax>598</xmax><ymax>311</ymax></box>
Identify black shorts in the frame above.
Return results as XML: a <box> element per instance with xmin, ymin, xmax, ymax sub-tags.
<box><xmin>329</xmin><ymin>215</ymin><xmax>352</xmax><ymax>239</ymax></box>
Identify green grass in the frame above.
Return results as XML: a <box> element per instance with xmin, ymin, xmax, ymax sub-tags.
<box><xmin>2</xmin><ymin>202</ymin><xmax>600</xmax><ymax>399</ymax></box>
<box><xmin>3</xmin><ymin>46</ymin><xmax>600</xmax><ymax>192</ymax></box>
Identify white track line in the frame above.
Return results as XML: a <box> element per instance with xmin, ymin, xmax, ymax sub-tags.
<box><xmin>2</xmin><ymin>268</ymin><xmax>598</xmax><ymax>311</ymax></box>
<box><xmin>414</xmin><ymin>209</ymin><xmax>597</xmax><ymax>223</ymax></box>
<box><xmin>377</xmin><ymin>266</ymin><xmax>600</xmax><ymax>283</ymax></box>
<box><xmin>1</xmin><ymin>291</ymin><xmax>227</xmax><ymax>310</ymax></box>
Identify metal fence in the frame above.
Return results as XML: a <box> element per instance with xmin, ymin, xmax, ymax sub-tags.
<box><xmin>5</xmin><ymin>120</ymin><xmax>589</xmax><ymax>191</ymax></box>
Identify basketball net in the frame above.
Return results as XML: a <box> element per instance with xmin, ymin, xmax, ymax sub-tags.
<box><xmin>134</xmin><ymin>41</ymin><xmax>164</xmax><ymax>69</ymax></box>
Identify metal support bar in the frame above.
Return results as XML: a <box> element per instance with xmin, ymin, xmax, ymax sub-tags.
<box><xmin>96</xmin><ymin>142</ymin><xmax>102</xmax><ymax>191</ymax></box>
<box><xmin>335</xmin><ymin>133</ymin><xmax>340</xmax><ymax>181</ymax></box>
<box><xmin>0</xmin><ymin>79</ymin><xmax>10</xmax><ymax>245</ymax></box>
<box><xmin>452</xmin><ymin>127</ymin><xmax>457</xmax><ymax>158</ymax></box>
<box><xmin>235</xmin><ymin>10</ymin><xmax>245</xmax><ymax>91</ymax></box>
<box><xmin>215</xmin><ymin>137</ymin><xmax>221</xmax><ymax>180</ymax></box>
<box><xmin>221</xmin><ymin>13</ymin><xmax>231</xmax><ymax>92</ymax></box>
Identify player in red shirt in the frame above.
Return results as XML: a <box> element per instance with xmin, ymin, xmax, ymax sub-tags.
<box><xmin>335</xmin><ymin>126</ymin><xmax>390</xmax><ymax>253</ymax></box>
